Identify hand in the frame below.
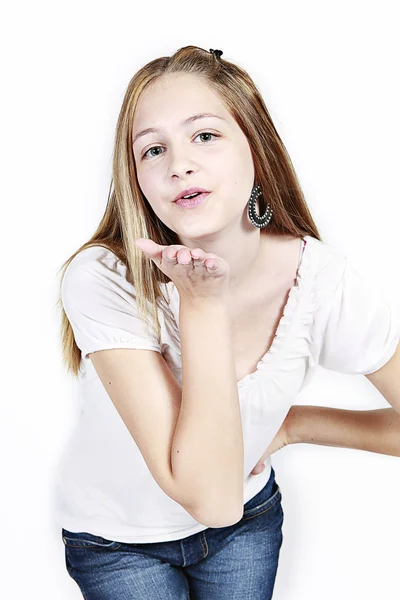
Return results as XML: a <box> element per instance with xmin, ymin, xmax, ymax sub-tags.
<box><xmin>135</xmin><ymin>238</ymin><xmax>230</xmax><ymax>302</ymax></box>
<box><xmin>250</xmin><ymin>412</ymin><xmax>293</xmax><ymax>475</ymax></box>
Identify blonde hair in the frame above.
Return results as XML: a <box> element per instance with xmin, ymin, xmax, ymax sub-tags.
<box><xmin>56</xmin><ymin>44</ymin><xmax>322</xmax><ymax>377</ymax></box>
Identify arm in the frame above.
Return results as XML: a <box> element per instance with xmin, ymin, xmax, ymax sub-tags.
<box><xmin>287</xmin><ymin>405</ymin><xmax>400</xmax><ymax>457</ymax></box>
<box><xmin>171</xmin><ymin>298</ymin><xmax>244</xmax><ymax>526</ymax></box>
<box><xmin>287</xmin><ymin>342</ymin><xmax>400</xmax><ymax>456</ymax></box>
<box><xmin>251</xmin><ymin>346</ymin><xmax>400</xmax><ymax>472</ymax></box>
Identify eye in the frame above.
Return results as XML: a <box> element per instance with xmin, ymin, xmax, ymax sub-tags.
<box><xmin>195</xmin><ymin>132</ymin><xmax>219</xmax><ymax>143</ymax></box>
<box><xmin>142</xmin><ymin>132</ymin><xmax>220</xmax><ymax>160</ymax></box>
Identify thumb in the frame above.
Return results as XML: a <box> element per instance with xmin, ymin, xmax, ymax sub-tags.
<box><xmin>251</xmin><ymin>463</ymin><xmax>265</xmax><ymax>475</ymax></box>
<box><xmin>135</xmin><ymin>238</ymin><xmax>162</xmax><ymax>257</ymax></box>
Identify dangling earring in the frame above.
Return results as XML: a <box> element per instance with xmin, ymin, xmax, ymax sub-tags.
<box><xmin>248</xmin><ymin>185</ymin><xmax>273</xmax><ymax>228</ymax></box>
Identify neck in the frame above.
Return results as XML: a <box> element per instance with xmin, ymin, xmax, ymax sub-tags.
<box><xmin>178</xmin><ymin>229</ymin><xmax>282</xmax><ymax>298</ymax></box>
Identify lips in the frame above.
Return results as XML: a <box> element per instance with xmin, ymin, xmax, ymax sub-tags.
<box><xmin>173</xmin><ymin>187</ymin><xmax>210</xmax><ymax>202</ymax></box>
<box><xmin>174</xmin><ymin>192</ymin><xmax>210</xmax><ymax>208</ymax></box>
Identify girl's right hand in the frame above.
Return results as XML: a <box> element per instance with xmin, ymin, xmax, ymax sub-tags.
<box><xmin>134</xmin><ymin>238</ymin><xmax>231</xmax><ymax>302</ymax></box>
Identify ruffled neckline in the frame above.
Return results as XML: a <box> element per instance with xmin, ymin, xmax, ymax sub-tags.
<box><xmin>164</xmin><ymin>235</ymin><xmax>313</xmax><ymax>390</ymax></box>
<box><xmin>236</xmin><ymin>235</ymin><xmax>312</xmax><ymax>388</ymax></box>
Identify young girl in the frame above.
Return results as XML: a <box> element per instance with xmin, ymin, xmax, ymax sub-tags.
<box><xmin>55</xmin><ymin>46</ymin><xmax>400</xmax><ymax>599</ymax></box>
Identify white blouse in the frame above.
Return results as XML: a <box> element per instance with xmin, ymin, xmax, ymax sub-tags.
<box><xmin>53</xmin><ymin>234</ymin><xmax>399</xmax><ymax>543</ymax></box>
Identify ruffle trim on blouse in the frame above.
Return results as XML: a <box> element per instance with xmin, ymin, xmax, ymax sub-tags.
<box><xmin>236</xmin><ymin>235</ymin><xmax>319</xmax><ymax>389</ymax></box>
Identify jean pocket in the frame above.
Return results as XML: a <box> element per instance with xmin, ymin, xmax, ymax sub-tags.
<box><xmin>242</xmin><ymin>481</ymin><xmax>282</xmax><ymax>520</ymax></box>
<box><xmin>62</xmin><ymin>528</ymin><xmax>122</xmax><ymax>550</ymax></box>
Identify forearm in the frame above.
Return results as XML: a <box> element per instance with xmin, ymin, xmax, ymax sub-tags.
<box><xmin>288</xmin><ymin>405</ymin><xmax>400</xmax><ymax>457</ymax></box>
<box><xmin>171</xmin><ymin>297</ymin><xmax>244</xmax><ymax>526</ymax></box>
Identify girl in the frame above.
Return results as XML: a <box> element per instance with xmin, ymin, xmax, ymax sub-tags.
<box><xmin>55</xmin><ymin>46</ymin><xmax>400</xmax><ymax>599</ymax></box>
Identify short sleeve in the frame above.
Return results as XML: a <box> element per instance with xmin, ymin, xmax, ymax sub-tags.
<box><xmin>61</xmin><ymin>249</ymin><xmax>162</xmax><ymax>360</ymax></box>
<box><xmin>318</xmin><ymin>257</ymin><xmax>400</xmax><ymax>375</ymax></box>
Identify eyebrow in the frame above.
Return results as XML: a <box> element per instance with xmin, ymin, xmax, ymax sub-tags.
<box><xmin>132</xmin><ymin>113</ymin><xmax>226</xmax><ymax>145</ymax></box>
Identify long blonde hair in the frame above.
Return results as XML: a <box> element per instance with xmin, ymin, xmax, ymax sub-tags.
<box><xmin>56</xmin><ymin>45</ymin><xmax>322</xmax><ymax>378</ymax></box>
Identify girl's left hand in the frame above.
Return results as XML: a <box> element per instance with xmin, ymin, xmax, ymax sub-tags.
<box><xmin>250</xmin><ymin>413</ymin><xmax>293</xmax><ymax>475</ymax></box>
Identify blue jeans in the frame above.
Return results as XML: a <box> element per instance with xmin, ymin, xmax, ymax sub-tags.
<box><xmin>62</xmin><ymin>466</ymin><xmax>284</xmax><ymax>599</ymax></box>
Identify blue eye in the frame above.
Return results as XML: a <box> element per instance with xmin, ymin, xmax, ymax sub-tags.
<box><xmin>142</xmin><ymin>132</ymin><xmax>220</xmax><ymax>160</ymax></box>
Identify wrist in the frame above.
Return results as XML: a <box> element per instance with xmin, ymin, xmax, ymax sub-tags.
<box><xmin>179</xmin><ymin>294</ymin><xmax>229</xmax><ymax>310</ymax></box>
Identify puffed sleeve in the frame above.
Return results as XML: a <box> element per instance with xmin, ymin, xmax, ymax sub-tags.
<box><xmin>318</xmin><ymin>257</ymin><xmax>400</xmax><ymax>375</ymax></box>
<box><xmin>61</xmin><ymin>247</ymin><xmax>162</xmax><ymax>360</ymax></box>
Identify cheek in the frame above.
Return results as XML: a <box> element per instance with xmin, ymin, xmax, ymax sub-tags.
<box><xmin>135</xmin><ymin>171</ymin><xmax>167</xmax><ymax>216</ymax></box>
<box><xmin>218</xmin><ymin>140</ymin><xmax>254</xmax><ymax>179</ymax></box>
<box><xmin>136</xmin><ymin>168</ymin><xmax>155</xmax><ymax>198</ymax></box>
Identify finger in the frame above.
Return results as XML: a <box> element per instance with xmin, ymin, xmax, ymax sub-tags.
<box><xmin>190</xmin><ymin>248</ymin><xmax>205</xmax><ymax>261</ymax></box>
<box><xmin>203</xmin><ymin>252</ymin><xmax>222</xmax><ymax>272</ymax></box>
<box><xmin>191</xmin><ymin>252</ymin><xmax>204</xmax><ymax>269</ymax></box>
<box><xmin>205</xmin><ymin>258</ymin><xmax>225</xmax><ymax>273</ymax></box>
<box><xmin>175</xmin><ymin>247</ymin><xmax>192</xmax><ymax>265</ymax></box>
<box><xmin>205</xmin><ymin>260</ymin><xmax>218</xmax><ymax>270</ymax></box>
<box><xmin>162</xmin><ymin>247</ymin><xmax>180</xmax><ymax>262</ymax></box>
<box><xmin>135</xmin><ymin>238</ymin><xmax>163</xmax><ymax>257</ymax></box>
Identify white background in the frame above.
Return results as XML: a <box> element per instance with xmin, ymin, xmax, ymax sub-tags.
<box><xmin>1</xmin><ymin>0</ymin><xmax>399</xmax><ymax>598</ymax></box>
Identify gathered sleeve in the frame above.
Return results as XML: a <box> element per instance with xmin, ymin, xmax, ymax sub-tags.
<box><xmin>61</xmin><ymin>249</ymin><xmax>162</xmax><ymax>360</ymax></box>
<box><xmin>317</xmin><ymin>257</ymin><xmax>400</xmax><ymax>375</ymax></box>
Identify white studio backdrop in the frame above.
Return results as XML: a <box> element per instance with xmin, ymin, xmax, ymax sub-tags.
<box><xmin>1</xmin><ymin>0</ymin><xmax>399</xmax><ymax>598</ymax></box>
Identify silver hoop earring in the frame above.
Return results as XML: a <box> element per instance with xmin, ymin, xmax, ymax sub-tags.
<box><xmin>247</xmin><ymin>185</ymin><xmax>273</xmax><ymax>228</ymax></box>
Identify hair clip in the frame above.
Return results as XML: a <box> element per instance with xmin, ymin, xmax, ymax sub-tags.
<box><xmin>209</xmin><ymin>48</ymin><xmax>223</xmax><ymax>59</ymax></box>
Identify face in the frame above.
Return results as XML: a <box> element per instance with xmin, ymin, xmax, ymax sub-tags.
<box><xmin>132</xmin><ymin>73</ymin><xmax>256</xmax><ymax>242</ymax></box>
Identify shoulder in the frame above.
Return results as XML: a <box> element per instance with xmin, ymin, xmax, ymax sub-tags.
<box><xmin>304</xmin><ymin>234</ymin><xmax>345</xmax><ymax>267</ymax></box>
<box><xmin>63</xmin><ymin>245</ymin><xmax>125</xmax><ymax>281</ymax></box>
<box><xmin>273</xmin><ymin>233</ymin><xmax>346</xmax><ymax>273</ymax></box>
<box><xmin>60</xmin><ymin>245</ymin><xmax>167</xmax><ymax>360</ymax></box>
<box><xmin>303</xmin><ymin>235</ymin><xmax>347</xmax><ymax>293</ymax></box>
<box><xmin>61</xmin><ymin>244</ymin><xmax>173</xmax><ymax>314</ymax></box>
<box><xmin>61</xmin><ymin>246</ymin><xmax>129</xmax><ymax>318</ymax></box>
<box><xmin>62</xmin><ymin>244</ymin><xmax>140</xmax><ymax>298</ymax></box>
<box><xmin>305</xmin><ymin>236</ymin><xmax>399</xmax><ymax>374</ymax></box>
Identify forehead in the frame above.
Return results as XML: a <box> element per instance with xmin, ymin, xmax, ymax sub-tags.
<box><xmin>133</xmin><ymin>73</ymin><xmax>232</xmax><ymax>128</ymax></box>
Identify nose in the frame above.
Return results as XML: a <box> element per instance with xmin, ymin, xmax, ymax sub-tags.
<box><xmin>167</xmin><ymin>145</ymin><xmax>198</xmax><ymax>179</ymax></box>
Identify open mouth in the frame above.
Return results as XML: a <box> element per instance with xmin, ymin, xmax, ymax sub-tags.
<box><xmin>174</xmin><ymin>192</ymin><xmax>210</xmax><ymax>208</ymax></box>
<box><xmin>181</xmin><ymin>192</ymin><xmax>201</xmax><ymax>199</ymax></box>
